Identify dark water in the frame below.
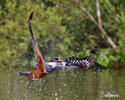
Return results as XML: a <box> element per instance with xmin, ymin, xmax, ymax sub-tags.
<box><xmin>0</xmin><ymin>67</ymin><xmax>125</xmax><ymax>100</ymax></box>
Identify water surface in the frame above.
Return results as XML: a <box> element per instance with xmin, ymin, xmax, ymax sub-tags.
<box><xmin>0</xmin><ymin>67</ymin><xmax>125</xmax><ymax>100</ymax></box>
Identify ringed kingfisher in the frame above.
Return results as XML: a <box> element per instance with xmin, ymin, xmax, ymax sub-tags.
<box><xmin>19</xmin><ymin>12</ymin><xmax>98</xmax><ymax>80</ymax></box>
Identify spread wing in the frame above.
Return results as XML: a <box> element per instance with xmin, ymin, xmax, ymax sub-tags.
<box><xmin>28</xmin><ymin>12</ymin><xmax>45</xmax><ymax>67</ymax></box>
<box><xmin>64</xmin><ymin>55</ymin><xmax>96</xmax><ymax>68</ymax></box>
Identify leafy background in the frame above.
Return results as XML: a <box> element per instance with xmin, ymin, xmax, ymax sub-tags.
<box><xmin>0</xmin><ymin>0</ymin><xmax>125</xmax><ymax>68</ymax></box>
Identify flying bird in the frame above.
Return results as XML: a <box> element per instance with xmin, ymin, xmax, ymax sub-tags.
<box><xmin>19</xmin><ymin>12</ymin><xmax>97</xmax><ymax>80</ymax></box>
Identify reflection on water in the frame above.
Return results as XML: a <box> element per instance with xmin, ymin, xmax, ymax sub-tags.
<box><xmin>0</xmin><ymin>67</ymin><xmax>125</xmax><ymax>100</ymax></box>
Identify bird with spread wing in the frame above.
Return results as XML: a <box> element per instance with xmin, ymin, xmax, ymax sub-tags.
<box><xmin>19</xmin><ymin>12</ymin><xmax>100</xmax><ymax>80</ymax></box>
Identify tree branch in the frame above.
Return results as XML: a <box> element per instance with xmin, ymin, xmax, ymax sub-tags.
<box><xmin>74</xmin><ymin>0</ymin><xmax>117</xmax><ymax>48</ymax></box>
<box><xmin>96</xmin><ymin>0</ymin><xmax>102</xmax><ymax>26</ymax></box>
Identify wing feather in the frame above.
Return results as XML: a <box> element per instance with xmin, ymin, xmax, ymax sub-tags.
<box><xmin>28</xmin><ymin>12</ymin><xmax>44</xmax><ymax>67</ymax></box>
<box><xmin>64</xmin><ymin>55</ymin><xmax>96</xmax><ymax>68</ymax></box>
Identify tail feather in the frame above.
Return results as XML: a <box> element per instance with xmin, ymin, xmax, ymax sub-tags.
<box><xmin>18</xmin><ymin>72</ymin><xmax>30</xmax><ymax>76</ymax></box>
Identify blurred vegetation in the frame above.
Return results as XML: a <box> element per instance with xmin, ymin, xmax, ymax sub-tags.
<box><xmin>0</xmin><ymin>0</ymin><xmax>125</xmax><ymax>68</ymax></box>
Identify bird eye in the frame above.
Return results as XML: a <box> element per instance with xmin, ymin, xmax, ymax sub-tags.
<box><xmin>54</xmin><ymin>57</ymin><xmax>59</xmax><ymax>60</ymax></box>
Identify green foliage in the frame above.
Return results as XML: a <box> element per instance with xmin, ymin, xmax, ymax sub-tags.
<box><xmin>96</xmin><ymin>49</ymin><xmax>111</xmax><ymax>67</ymax></box>
<box><xmin>0</xmin><ymin>0</ymin><xmax>125</xmax><ymax>68</ymax></box>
